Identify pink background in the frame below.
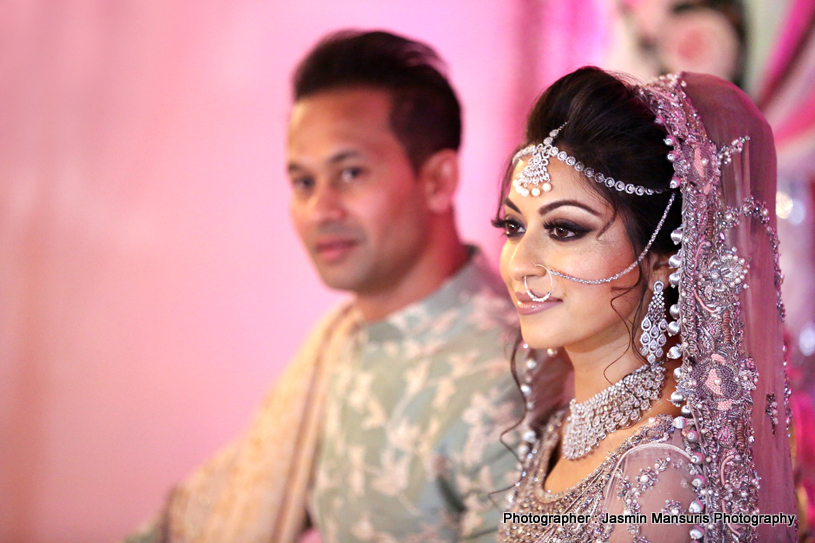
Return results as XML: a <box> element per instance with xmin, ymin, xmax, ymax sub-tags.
<box><xmin>7</xmin><ymin>0</ymin><xmax>812</xmax><ymax>541</ymax></box>
<box><xmin>0</xmin><ymin>1</ymin><xmax>606</xmax><ymax>541</ymax></box>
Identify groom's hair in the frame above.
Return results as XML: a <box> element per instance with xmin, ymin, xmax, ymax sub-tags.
<box><xmin>292</xmin><ymin>30</ymin><xmax>461</xmax><ymax>172</ymax></box>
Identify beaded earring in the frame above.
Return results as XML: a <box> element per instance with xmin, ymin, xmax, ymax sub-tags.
<box><xmin>640</xmin><ymin>280</ymin><xmax>668</xmax><ymax>363</ymax></box>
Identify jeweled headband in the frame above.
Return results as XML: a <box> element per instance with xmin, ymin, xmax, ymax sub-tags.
<box><xmin>511</xmin><ymin>121</ymin><xmax>670</xmax><ymax>197</ymax></box>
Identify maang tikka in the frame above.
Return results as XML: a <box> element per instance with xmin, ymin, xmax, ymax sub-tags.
<box><xmin>511</xmin><ymin>122</ymin><xmax>667</xmax><ymax>197</ymax></box>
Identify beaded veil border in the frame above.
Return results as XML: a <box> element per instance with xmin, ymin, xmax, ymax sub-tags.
<box><xmin>641</xmin><ymin>73</ymin><xmax>796</xmax><ymax>542</ymax></box>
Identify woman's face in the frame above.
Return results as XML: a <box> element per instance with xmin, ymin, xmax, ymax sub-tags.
<box><xmin>499</xmin><ymin>158</ymin><xmax>645</xmax><ymax>353</ymax></box>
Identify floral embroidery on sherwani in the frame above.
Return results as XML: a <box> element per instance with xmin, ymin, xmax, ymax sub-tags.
<box><xmin>309</xmin><ymin>252</ymin><xmax>525</xmax><ymax>543</ymax></box>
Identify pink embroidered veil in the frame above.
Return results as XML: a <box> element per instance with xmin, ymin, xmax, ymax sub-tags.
<box><xmin>642</xmin><ymin>72</ymin><xmax>797</xmax><ymax>541</ymax></box>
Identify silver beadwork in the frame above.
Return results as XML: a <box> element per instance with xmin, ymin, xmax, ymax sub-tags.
<box><xmin>511</xmin><ymin>122</ymin><xmax>666</xmax><ymax>197</ymax></box>
<box><xmin>718</xmin><ymin>136</ymin><xmax>750</xmax><ymax>165</ymax></box>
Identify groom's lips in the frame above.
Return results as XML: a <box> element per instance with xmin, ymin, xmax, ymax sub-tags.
<box><xmin>314</xmin><ymin>237</ymin><xmax>359</xmax><ymax>263</ymax></box>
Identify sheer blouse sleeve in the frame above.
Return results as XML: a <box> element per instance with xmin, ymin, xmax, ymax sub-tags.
<box><xmin>602</xmin><ymin>437</ymin><xmax>697</xmax><ymax>543</ymax></box>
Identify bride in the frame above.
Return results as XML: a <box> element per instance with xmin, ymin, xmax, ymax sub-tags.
<box><xmin>496</xmin><ymin>67</ymin><xmax>796</xmax><ymax>542</ymax></box>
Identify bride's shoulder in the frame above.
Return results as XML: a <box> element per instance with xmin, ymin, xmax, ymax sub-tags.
<box><xmin>601</xmin><ymin>419</ymin><xmax>697</xmax><ymax>543</ymax></box>
<box><xmin>612</xmin><ymin>415</ymin><xmax>692</xmax><ymax>474</ymax></box>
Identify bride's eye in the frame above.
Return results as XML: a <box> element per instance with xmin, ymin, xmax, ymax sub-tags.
<box><xmin>544</xmin><ymin>220</ymin><xmax>589</xmax><ymax>240</ymax></box>
<box><xmin>491</xmin><ymin>217</ymin><xmax>525</xmax><ymax>238</ymax></box>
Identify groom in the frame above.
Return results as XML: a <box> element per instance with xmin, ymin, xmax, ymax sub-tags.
<box><xmin>126</xmin><ymin>30</ymin><xmax>536</xmax><ymax>543</ymax></box>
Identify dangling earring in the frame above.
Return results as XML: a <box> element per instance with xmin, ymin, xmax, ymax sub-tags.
<box><xmin>640</xmin><ymin>280</ymin><xmax>668</xmax><ymax>364</ymax></box>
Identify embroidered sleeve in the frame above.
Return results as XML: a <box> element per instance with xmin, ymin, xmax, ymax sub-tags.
<box><xmin>443</xmin><ymin>368</ymin><xmax>524</xmax><ymax>542</ymax></box>
<box><xmin>603</xmin><ymin>442</ymin><xmax>696</xmax><ymax>543</ymax></box>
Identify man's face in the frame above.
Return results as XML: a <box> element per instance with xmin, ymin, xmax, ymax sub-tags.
<box><xmin>287</xmin><ymin>87</ymin><xmax>432</xmax><ymax>295</ymax></box>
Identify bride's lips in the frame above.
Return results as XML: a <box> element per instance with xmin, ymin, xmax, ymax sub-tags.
<box><xmin>514</xmin><ymin>291</ymin><xmax>562</xmax><ymax>315</ymax></box>
<box><xmin>314</xmin><ymin>237</ymin><xmax>359</xmax><ymax>263</ymax></box>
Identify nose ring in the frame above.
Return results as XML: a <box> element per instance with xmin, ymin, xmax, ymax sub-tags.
<box><xmin>524</xmin><ymin>268</ymin><xmax>554</xmax><ymax>302</ymax></box>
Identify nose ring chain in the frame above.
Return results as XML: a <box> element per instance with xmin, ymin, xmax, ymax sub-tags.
<box><xmin>524</xmin><ymin>269</ymin><xmax>554</xmax><ymax>302</ymax></box>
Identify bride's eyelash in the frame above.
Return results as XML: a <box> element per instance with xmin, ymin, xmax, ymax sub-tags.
<box><xmin>491</xmin><ymin>217</ymin><xmax>523</xmax><ymax>237</ymax></box>
<box><xmin>542</xmin><ymin>219</ymin><xmax>591</xmax><ymax>240</ymax></box>
<box><xmin>492</xmin><ymin>217</ymin><xmax>592</xmax><ymax>240</ymax></box>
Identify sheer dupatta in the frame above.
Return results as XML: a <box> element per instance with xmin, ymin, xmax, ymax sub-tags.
<box><xmin>641</xmin><ymin>73</ymin><xmax>796</xmax><ymax>541</ymax></box>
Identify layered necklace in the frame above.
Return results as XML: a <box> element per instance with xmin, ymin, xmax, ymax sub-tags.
<box><xmin>562</xmin><ymin>363</ymin><xmax>666</xmax><ymax>460</ymax></box>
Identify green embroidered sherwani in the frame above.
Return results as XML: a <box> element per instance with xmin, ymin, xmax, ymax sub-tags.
<box><xmin>309</xmin><ymin>252</ymin><xmax>524</xmax><ymax>542</ymax></box>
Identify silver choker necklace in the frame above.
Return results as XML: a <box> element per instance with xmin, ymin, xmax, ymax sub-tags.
<box><xmin>562</xmin><ymin>363</ymin><xmax>666</xmax><ymax>460</ymax></box>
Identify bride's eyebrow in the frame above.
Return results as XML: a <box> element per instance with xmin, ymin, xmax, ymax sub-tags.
<box><xmin>503</xmin><ymin>198</ymin><xmax>521</xmax><ymax>213</ymax></box>
<box><xmin>502</xmin><ymin>198</ymin><xmax>601</xmax><ymax>217</ymax></box>
<box><xmin>538</xmin><ymin>200</ymin><xmax>601</xmax><ymax>217</ymax></box>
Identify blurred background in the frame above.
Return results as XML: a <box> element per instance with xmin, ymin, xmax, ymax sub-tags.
<box><xmin>1</xmin><ymin>0</ymin><xmax>814</xmax><ymax>541</ymax></box>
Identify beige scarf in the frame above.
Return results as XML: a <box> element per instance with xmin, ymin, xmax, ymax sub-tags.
<box><xmin>159</xmin><ymin>304</ymin><xmax>359</xmax><ymax>543</ymax></box>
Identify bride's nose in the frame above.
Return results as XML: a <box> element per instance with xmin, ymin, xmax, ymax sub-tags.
<box><xmin>504</xmin><ymin>233</ymin><xmax>548</xmax><ymax>284</ymax></box>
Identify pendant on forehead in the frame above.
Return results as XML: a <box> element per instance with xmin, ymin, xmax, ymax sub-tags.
<box><xmin>511</xmin><ymin>122</ymin><xmax>665</xmax><ymax>197</ymax></box>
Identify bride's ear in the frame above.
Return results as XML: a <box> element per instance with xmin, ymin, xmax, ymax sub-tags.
<box><xmin>646</xmin><ymin>252</ymin><xmax>673</xmax><ymax>288</ymax></box>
